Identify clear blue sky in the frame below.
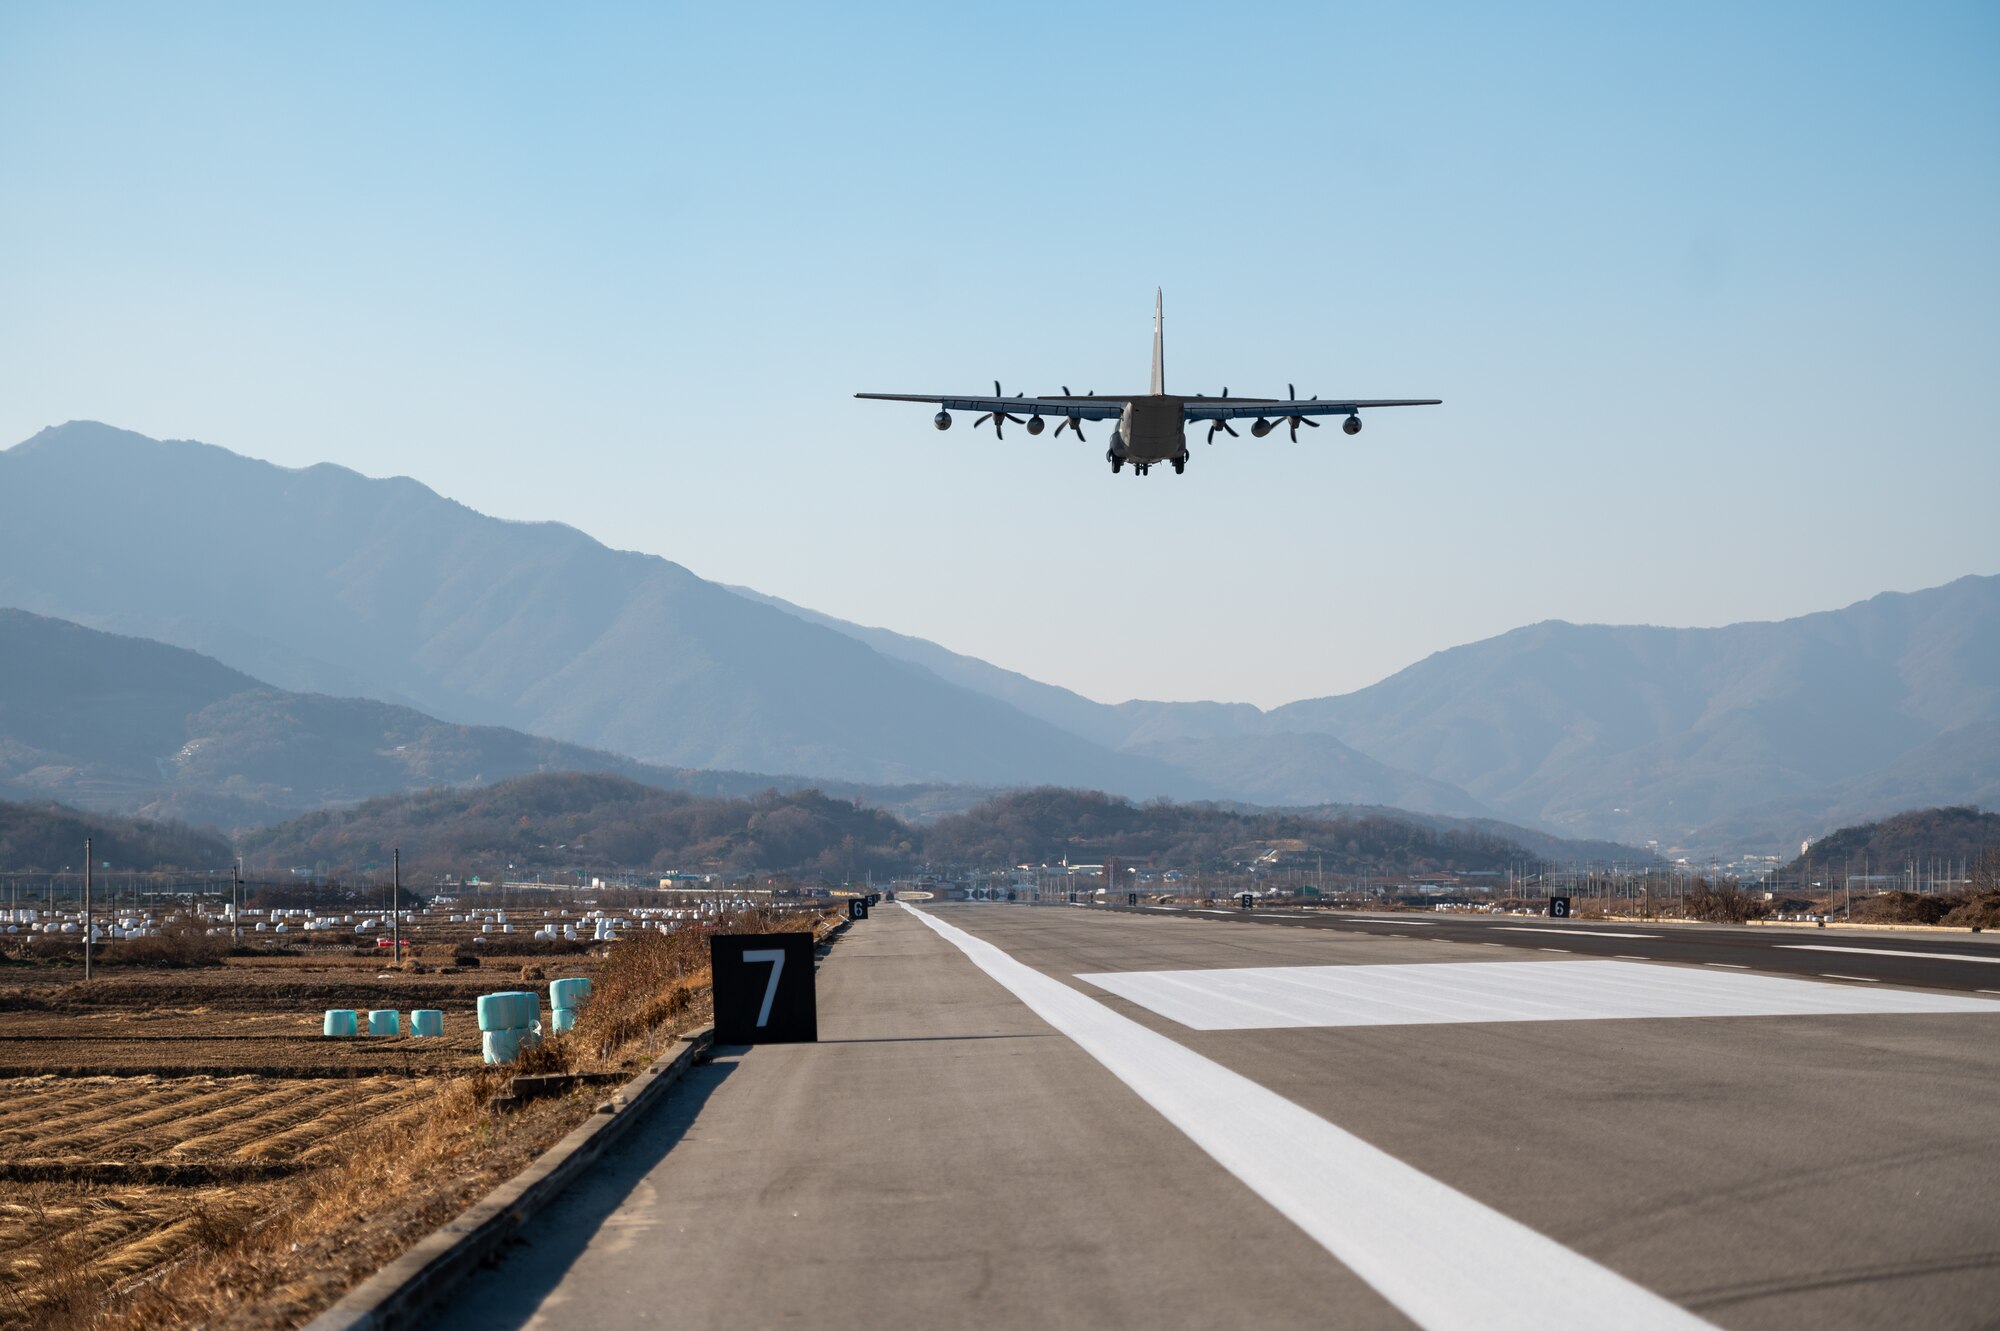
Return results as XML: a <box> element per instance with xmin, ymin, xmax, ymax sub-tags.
<box><xmin>3</xmin><ymin>1</ymin><xmax>1996</xmax><ymax>706</ymax></box>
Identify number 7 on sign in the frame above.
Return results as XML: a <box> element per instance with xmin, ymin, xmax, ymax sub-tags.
<box><xmin>743</xmin><ymin>949</ymin><xmax>786</xmax><ymax>1027</ymax></box>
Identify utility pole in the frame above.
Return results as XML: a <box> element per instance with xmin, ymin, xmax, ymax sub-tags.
<box><xmin>83</xmin><ymin>838</ymin><xmax>93</xmax><ymax>981</ymax></box>
<box><xmin>392</xmin><ymin>849</ymin><xmax>401</xmax><ymax>962</ymax></box>
<box><xmin>232</xmin><ymin>859</ymin><xmax>242</xmax><ymax>946</ymax></box>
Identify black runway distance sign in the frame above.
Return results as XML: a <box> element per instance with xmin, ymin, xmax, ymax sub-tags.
<box><xmin>1548</xmin><ymin>896</ymin><xmax>1573</xmax><ymax>919</ymax></box>
<box><xmin>711</xmin><ymin>933</ymin><xmax>818</xmax><ymax>1044</ymax></box>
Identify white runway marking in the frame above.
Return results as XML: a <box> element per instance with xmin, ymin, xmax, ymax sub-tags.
<box><xmin>1069</xmin><ymin>959</ymin><xmax>2000</xmax><ymax>1031</ymax></box>
<box><xmin>1821</xmin><ymin>974</ymin><xmax>1880</xmax><ymax>983</ymax></box>
<box><xmin>1778</xmin><ymin>944</ymin><xmax>2000</xmax><ymax>964</ymax></box>
<box><xmin>905</xmin><ymin>904</ymin><xmax>1712</xmax><ymax>1331</ymax></box>
<box><xmin>1496</xmin><ymin>927</ymin><xmax>1660</xmax><ymax>938</ymax></box>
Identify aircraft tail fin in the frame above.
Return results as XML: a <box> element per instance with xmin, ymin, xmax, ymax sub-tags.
<box><xmin>1150</xmin><ymin>288</ymin><xmax>1165</xmax><ymax>395</ymax></box>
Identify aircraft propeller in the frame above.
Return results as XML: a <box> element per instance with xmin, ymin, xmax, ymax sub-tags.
<box><xmin>1051</xmin><ymin>386</ymin><xmax>1092</xmax><ymax>442</ymax></box>
<box><xmin>974</xmin><ymin>381</ymin><xmax>1026</xmax><ymax>439</ymax></box>
<box><xmin>1284</xmin><ymin>383</ymin><xmax>1321</xmax><ymax>443</ymax></box>
<box><xmin>1205</xmin><ymin>388</ymin><xmax>1238</xmax><ymax>444</ymax></box>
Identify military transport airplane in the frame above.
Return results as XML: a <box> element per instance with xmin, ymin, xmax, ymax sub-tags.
<box><xmin>855</xmin><ymin>291</ymin><xmax>1440</xmax><ymax>476</ymax></box>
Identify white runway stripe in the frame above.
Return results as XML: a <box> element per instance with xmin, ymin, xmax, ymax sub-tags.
<box><xmin>1777</xmin><ymin>944</ymin><xmax>2000</xmax><ymax>964</ymax></box>
<box><xmin>1070</xmin><ymin>959</ymin><xmax>2000</xmax><ymax>1031</ymax></box>
<box><xmin>905</xmin><ymin>904</ymin><xmax>1712</xmax><ymax>1331</ymax></box>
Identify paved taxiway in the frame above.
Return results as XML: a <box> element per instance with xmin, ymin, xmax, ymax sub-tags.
<box><xmin>433</xmin><ymin>903</ymin><xmax>2000</xmax><ymax>1331</ymax></box>
<box><xmin>1112</xmin><ymin>901</ymin><xmax>2000</xmax><ymax>992</ymax></box>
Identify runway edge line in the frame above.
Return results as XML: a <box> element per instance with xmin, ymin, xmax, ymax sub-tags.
<box><xmin>904</xmin><ymin>903</ymin><xmax>1713</xmax><ymax>1331</ymax></box>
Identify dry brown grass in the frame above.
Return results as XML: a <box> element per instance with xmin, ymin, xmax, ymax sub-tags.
<box><xmin>517</xmin><ymin>908</ymin><xmax>827</xmax><ymax>1076</ymax></box>
<box><xmin>1</xmin><ymin>905</ymin><xmax>838</xmax><ymax>1331</ymax></box>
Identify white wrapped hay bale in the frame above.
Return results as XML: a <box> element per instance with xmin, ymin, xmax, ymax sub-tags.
<box><xmin>482</xmin><ymin>1027</ymin><xmax>527</xmax><ymax>1064</ymax></box>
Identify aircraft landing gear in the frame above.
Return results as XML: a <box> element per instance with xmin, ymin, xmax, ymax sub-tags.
<box><xmin>1108</xmin><ymin>451</ymin><xmax>1123</xmax><ymax>474</ymax></box>
<box><xmin>1134</xmin><ymin>463</ymin><xmax>1150</xmax><ymax>476</ymax></box>
<box><xmin>1172</xmin><ymin>456</ymin><xmax>1186</xmax><ymax>474</ymax></box>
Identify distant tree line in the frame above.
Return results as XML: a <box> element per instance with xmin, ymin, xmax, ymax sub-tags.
<box><xmin>1786</xmin><ymin>806</ymin><xmax>2000</xmax><ymax>883</ymax></box>
<box><xmin>231</xmin><ymin>774</ymin><xmax>1536</xmax><ymax>880</ymax></box>
<box><xmin>236</xmin><ymin>773</ymin><xmax>918</xmax><ymax>880</ymax></box>
<box><xmin>0</xmin><ymin>800</ymin><xmax>234</xmax><ymax>872</ymax></box>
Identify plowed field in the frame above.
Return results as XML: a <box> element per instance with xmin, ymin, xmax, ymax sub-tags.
<box><xmin>0</xmin><ymin>949</ymin><xmax>585</xmax><ymax>1328</ymax></box>
<box><xmin>0</xmin><ymin>1074</ymin><xmax>453</xmax><ymax>1329</ymax></box>
<box><xmin>0</xmin><ymin>903</ymin><xmax>827</xmax><ymax>1330</ymax></box>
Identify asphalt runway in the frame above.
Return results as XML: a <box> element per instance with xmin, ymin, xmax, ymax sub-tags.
<box><xmin>1100</xmin><ymin>900</ymin><xmax>2000</xmax><ymax>993</ymax></box>
<box><xmin>432</xmin><ymin>903</ymin><xmax>2000</xmax><ymax>1331</ymax></box>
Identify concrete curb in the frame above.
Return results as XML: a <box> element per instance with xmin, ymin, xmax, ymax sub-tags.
<box><xmin>302</xmin><ymin>1023</ymin><xmax>714</xmax><ymax>1331</ymax></box>
<box><xmin>817</xmin><ymin>915</ymin><xmax>852</xmax><ymax>955</ymax></box>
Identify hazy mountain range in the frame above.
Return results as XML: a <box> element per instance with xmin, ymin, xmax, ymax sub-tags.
<box><xmin>0</xmin><ymin>609</ymin><xmax>984</xmax><ymax>829</ymax></box>
<box><xmin>0</xmin><ymin>607</ymin><xmax>1639</xmax><ymax>864</ymax></box>
<box><xmin>3</xmin><ymin>421</ymin><xmax>1994</xmax><ymax>856</ymax></box>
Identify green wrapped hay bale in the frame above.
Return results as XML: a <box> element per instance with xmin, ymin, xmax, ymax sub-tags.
<box><xmin>322</xmin><ymin>1009</ymin><xmax>359</xmax><ymax>1038</ymax></box>
<box><xmin>475</xmin><ymin>992</ymin><xmax>510</xmax><ymax>1031</ymax></box>
<box><xmin>550</xmin><ymin>1006</ymin><xmax>578</xmax><ymax>1034</ymax></box>
<box><xmin>476</xmin><ymin>991</ymin><xmax>538</xmax><ymax>1032</ymax></box>
<box><xmin>409</xmin><ymin>1008</ymin><xmax>444</xmax><ymax>1037</ymax></box>
<box><xmin>549</xmin><ymin>976</ymin><xmax>592</xmax><ymax>1011</ymax></box>
<box><xmin>366</xmin><ymin>1009</ymin><xmax>401</xmax><ymax>1036</ymax></box>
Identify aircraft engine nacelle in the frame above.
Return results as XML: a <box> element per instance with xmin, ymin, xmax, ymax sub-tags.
<box><xmin>1343</xmin><ymin>416</ymin><xmax>1362</xmax><ymax>436</ymax></box>
<box><xmin>1026</xmin><ymin>416</ymin><xmax>1045</xmax><ymax>436</ymax></box>
<box><xmin>933</xmin><ymin>411</ymin><xmax>952</xmax><ymax>431</ymax></box>
<box><xmin>1250</xmin><ymin>418</ymin><xmax>1275</xmax><ymax>438</ymax></box>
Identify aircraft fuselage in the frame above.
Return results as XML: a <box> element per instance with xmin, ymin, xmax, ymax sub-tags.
<box><xmin>1112</xmin><ymin>398</ymin><xmax>1189</xmax><ymax>464</ymax></box>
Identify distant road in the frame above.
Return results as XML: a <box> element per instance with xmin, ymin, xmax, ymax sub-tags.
<box><xmin>432</xmin><ymin>904</ymin><xmax>2000</xmax><ymax>1330</ymax></box>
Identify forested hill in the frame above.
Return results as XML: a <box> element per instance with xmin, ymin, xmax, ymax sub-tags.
<box><xmin>0</xmin><ymin>802</ymin><xmax>235</xmax><ymax>872</ymax></box>
<box><xmin>1785</xmin><ymin>806</ymin><xmax>2000</xmax><ymax>876</ymax></box>
<box><xmin>921</xmin><ymin>788</ymin><xmax>1533</xmax><ymax>874</ymax></box>
<box><xmin>239</xmin><ymin>774</ymin><xmax>919</xmax><ymax>880</ymax></box>
<box><xmin>239</xmin><ymin>776</ymin><xmax>1563</xmax><ymax>880</ymax></box>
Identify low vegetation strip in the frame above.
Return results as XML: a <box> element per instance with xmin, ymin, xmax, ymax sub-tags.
<box><xmin>0</xmin><ymin>904</ymin><xmax>832</xmax><ymax>1331</ymax></box>
<box><xmin>304</xmin><ymin>1027</ymin><xmax>716</xmax><ymax>1331</ymax></box>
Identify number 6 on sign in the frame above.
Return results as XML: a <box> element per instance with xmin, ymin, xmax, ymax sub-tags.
<box><xmin>711</xmin><ymin>933</ymin><xmax>818</xmax><ymax>1044</ymax></box>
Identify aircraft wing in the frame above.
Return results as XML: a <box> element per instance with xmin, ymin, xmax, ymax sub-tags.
<box><xmin>1181</xmin><ymin>398</ymin><xmax>1442</xmax><ymax>420</ymax></box>
<box><xmin>855</xmin><ymin>392</ymin><xmax>1125</xmax><ymax>421</ymax></box>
